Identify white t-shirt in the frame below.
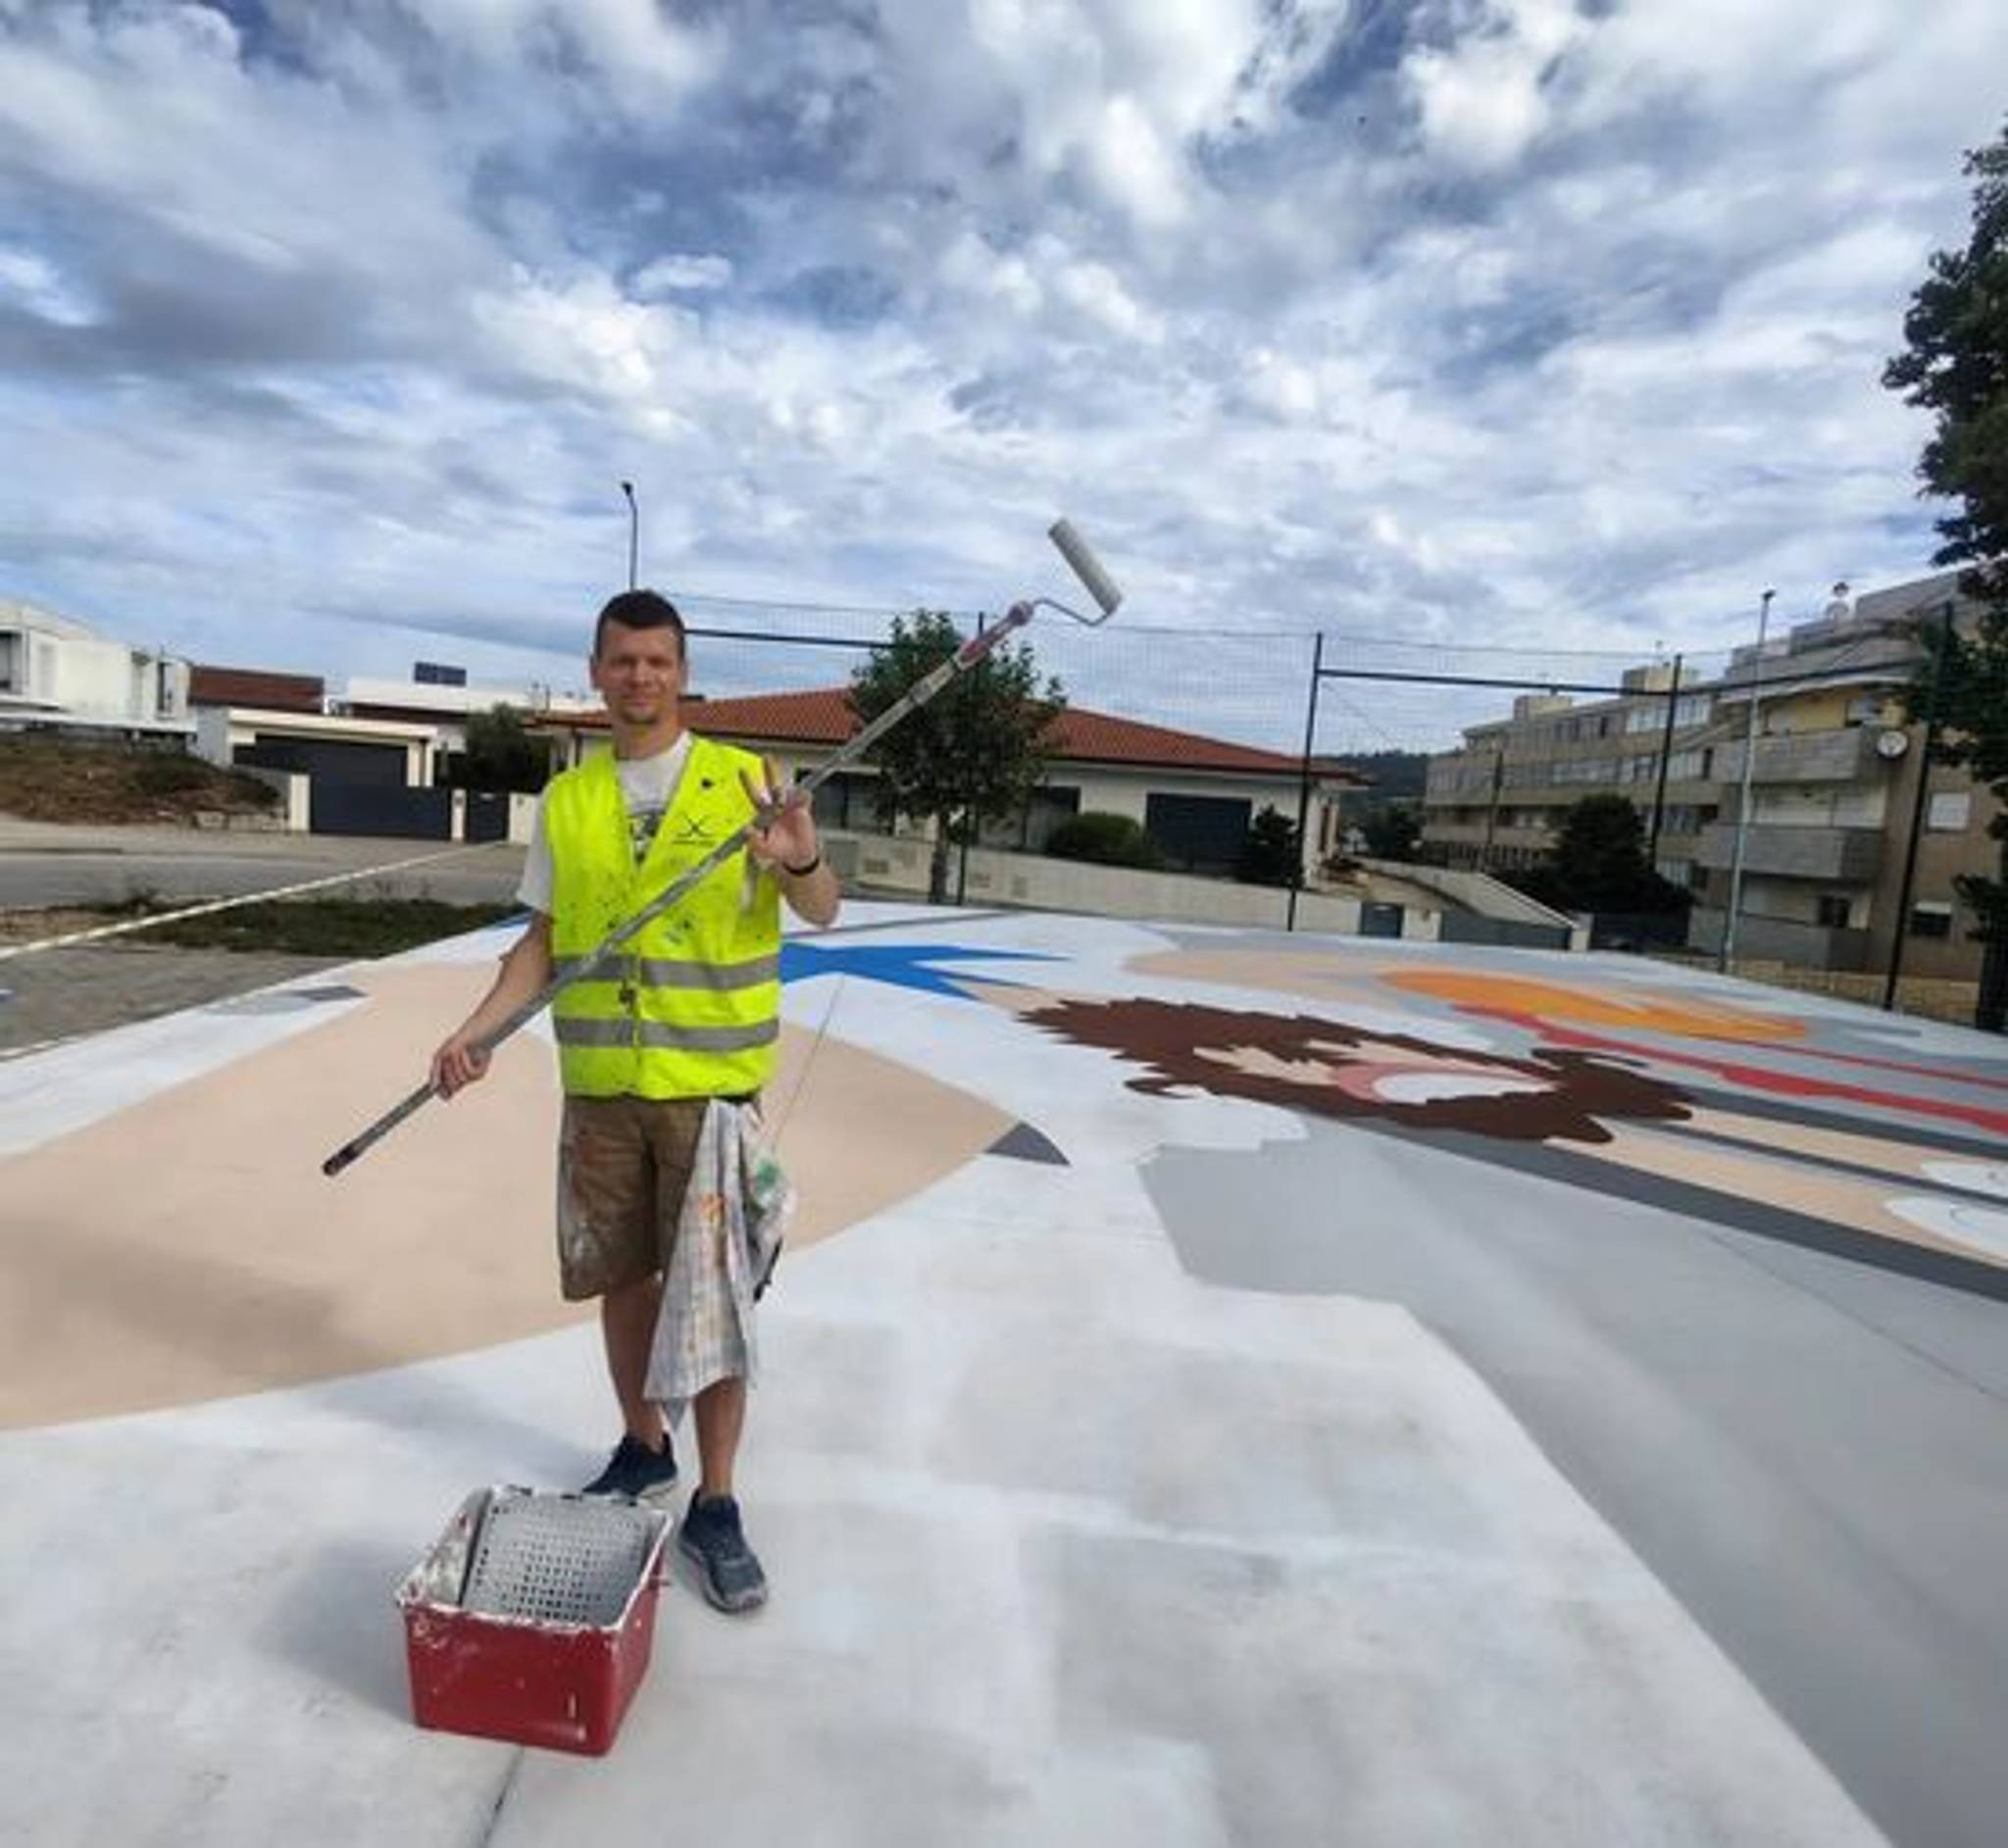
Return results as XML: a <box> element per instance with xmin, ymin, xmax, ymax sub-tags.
<box><xmin>516</xmin><ymin>734</ymin><xmax>692</xmax><ymax>916</ymax></box>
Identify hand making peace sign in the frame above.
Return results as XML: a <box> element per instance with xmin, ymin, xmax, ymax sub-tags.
<box><xmin>739</xmin><ymin>756</ymin><xmax>821</xmax><ymax>873</ymax></box>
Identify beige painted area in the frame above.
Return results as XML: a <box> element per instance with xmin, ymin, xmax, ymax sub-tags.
<box><xmin>0</xmin><ymin>966</ymin><xmax>1012</xmax><ymax>1429</ymax></box>
<box><xmin>761</xmin><ymin>1017</ymin><xmax>1014</xmax><ymax>1253</ymax></box>
<box><xmin>1128</xmin><ymin>945</ymin><xmax>1391</xmax><ymax>1004</ymax></box>
<box><xmin>1580</xmin><ymin>1123</ymin><xmax>2007</xmax><ymax>1271</ymax></box>
<box><xmin>1681</xmin><ymin>1104</ymin><xmax>1994</xmax><ymax>1187</ymax></box>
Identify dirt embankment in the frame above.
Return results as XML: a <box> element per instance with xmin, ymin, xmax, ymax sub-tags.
<box><xmin>0</xmin><ymin>737</ymin><xmax>280</xmax><ymax>826</ymax></box>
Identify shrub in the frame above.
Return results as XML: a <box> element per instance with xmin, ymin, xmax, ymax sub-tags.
<box><xmin>131</xmin><ymin>752</ymin><xmax>209</xmax><ymax>795</ymax></box>
<box><xmin>1045</xmin><ymin>811</ymin><xmax>1166</xmax><ymax>870</ymax></box>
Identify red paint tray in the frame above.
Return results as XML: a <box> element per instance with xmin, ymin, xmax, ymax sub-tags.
<box><xmin>397</xmin><ymin>1486</ymin><xmax>670</xmax><ymax>1756</ymax></box>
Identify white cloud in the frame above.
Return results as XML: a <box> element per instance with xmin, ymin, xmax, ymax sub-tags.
<box><xmin>1</xmin><ymin>0</ymin><xmax>2005</xmax><ymax>756</ymax></box>
<box><xmin>1402</xmin><ymin>0</ymin><xmax>1586</xmax><ymax>175</ymax></box>
<box><xmin>0</xmin><ymin>245</ymin><xmax>93</xmax><ymax>325</ymax></box>
<box><xmin>1050</xmin><ymin>251</ymin><xmax>1165</xmax><ymax>342</ymax></box>
<box><xmin>396</xmin><ymin>0</ymin><xmax>722</xmax><ymax>112</ymax></box>
<box><xmin>631</xmin><ymin>254</ymin><xmax>734</xmax><ymax>296</ymax></box>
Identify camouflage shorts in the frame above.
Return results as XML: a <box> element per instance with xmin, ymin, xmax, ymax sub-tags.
<box><xmin>554</xmin><ymin>1095</ymin><xmax>721</xmax><ymax>1301</ymax></box>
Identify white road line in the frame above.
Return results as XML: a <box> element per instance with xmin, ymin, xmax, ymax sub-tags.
<box><xmin>0</xmin><ymin>844</ymin><xmax>489</xmax><ymax>961</ymax></box>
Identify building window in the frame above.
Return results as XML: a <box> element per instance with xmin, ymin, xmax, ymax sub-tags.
<box><xmin>1816</xmin><ymin>894</ymin><xmax>1851</xmax><ymax>928</ymax></box>
<box><xmin>1144</xmin><ymin>793</ymin><xmax>1254</xmax><ymax>874</ymax></box>
<box><xmin>1927</xmin><ymin>790</ymin><xmax>1971</xmax><ymax>832</ymax></box>
<box><xmin>1845</xmin><ymin>693</ymin><xmax>1883</xmax><ymax>725</ymax></box>
<box><xmin>1023</xmin><ymin>784</ymin><xmax>1082</xmax><ymax>851</ymax></box>
<box><xmin>810</xmin><ymin>771</ymin><xmax>883</xmax><ymax>832</ymax></box>
<box><xmin>1908</xmin><ymin>902</ymin><xmax>1954</xmax><ymax>939</ymax></box>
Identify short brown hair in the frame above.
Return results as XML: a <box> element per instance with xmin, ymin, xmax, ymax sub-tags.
<box><xmin>594</xmin><ymin>589</ymin><xmax>686</xmax><ymax>659</ymax></box>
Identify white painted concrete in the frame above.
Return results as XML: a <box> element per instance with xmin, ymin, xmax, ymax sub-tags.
<box><xmin>0</xmin><ymin>911</ymin><xmax>1906</xmax><ymax>1845</ymax></box>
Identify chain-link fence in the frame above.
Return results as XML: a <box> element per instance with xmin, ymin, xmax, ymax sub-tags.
<box><xmin>660</xmin><ymin>589</ymin><xmax>1999</xmax><ymax>1030</ymax></box>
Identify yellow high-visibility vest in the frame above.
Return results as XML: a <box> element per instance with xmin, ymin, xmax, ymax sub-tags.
<box><xmin>544</xmin><ymin>735</ymin><xmax>781</xmax><ymax>1099</ymax></box>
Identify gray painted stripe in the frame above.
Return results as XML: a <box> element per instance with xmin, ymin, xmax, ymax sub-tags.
<box><xmin>553</xmin><ymin>1017</ymin><xmax>779</xmax><ymax>1054</ymax></box>
<box><xmin>555</xmin><ymin>953</ymin><xmax>778</xmax><ymax>992</ymax></box>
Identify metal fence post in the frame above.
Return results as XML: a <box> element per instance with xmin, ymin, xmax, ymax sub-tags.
<box><xmin>1647</xmin><ymin>653</ymin><xmax>1682</xmax><ymax>864</ymax></box>
<box><xmin>1286</xmin><ymin>631</ymin><xmax>1325</xmax><ymax>932</ymax></box>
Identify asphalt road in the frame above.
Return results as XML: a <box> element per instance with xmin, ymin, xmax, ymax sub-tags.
<box><xmin>0</xmin><ymin>821</ymin><xmax>528</xmax><ymax>911</ymax></box>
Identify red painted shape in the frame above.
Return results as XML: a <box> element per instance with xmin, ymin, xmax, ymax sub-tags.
<box><xmin>1739</xmin><ymin>1040</ymin><xmax>2008</xmax><ymax>1095</ymax></box>
<box><xmin>1473</xmin><ymin>1009</ymin><xmax>2008</xmax><ymax>1140</ymax></box>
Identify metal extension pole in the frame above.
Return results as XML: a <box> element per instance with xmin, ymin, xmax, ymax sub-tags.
<box><xmin>324</xmin><ymin>606</ymin><xmax>1035</xmax><ymax>1175</ymax></box>
<box><xmin>1286</xmin><ymin>631</ymin><xmax>1325</xmax><ymax>932</ymax></box>
<box><xmin>956</xmin><ymin>612</ymin><xmax>984</xmax><ymax>907</ymax></box>
<box><xmin>1720</xmin><ymin>589</ymin><xmax>1776</xmax><ymax>973</ymax></box>
<box><xmin>1881</xmin><ymin>600</ymin><xmax>1954</xmax><ymax>1012</ymax></box>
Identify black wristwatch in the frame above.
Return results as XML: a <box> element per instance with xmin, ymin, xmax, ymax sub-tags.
<box><xmin>782</xmin><ymin>852</ymin><xmax>824</xmax><ymax>877</ymax></box>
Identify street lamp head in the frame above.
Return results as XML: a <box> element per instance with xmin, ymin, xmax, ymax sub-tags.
<box><xmin>620</xmin><ymin>479</ymin><xmax>635</xmax><ymax>500</ymax></box>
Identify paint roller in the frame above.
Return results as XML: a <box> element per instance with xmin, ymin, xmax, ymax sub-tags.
<box><xmin>322</xmin><ymin>520</ymin><xmax>1125</xmax><ymax>1176</ymax></box>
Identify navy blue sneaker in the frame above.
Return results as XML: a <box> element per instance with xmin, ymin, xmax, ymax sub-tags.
<box><xmin>678</xmin><ymin>1492</ymin><xmax>769</xmax><ymax>1613</ymax></box>
<box><xmin>581</xmin><ymin>1432</ymin><xmax>678</xmax><ymax>1504</ymax></box>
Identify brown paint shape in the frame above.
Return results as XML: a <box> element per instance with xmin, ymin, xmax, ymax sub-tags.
<box><xmin>0</xmin><ymin>963</ymin><xmax>1011</xmax><ymax>1428</ymax></box>
<box><xmin>1018</xmin><ymin>993</ymin><xmax>1692</xmax><ymax>1145</ymax></box>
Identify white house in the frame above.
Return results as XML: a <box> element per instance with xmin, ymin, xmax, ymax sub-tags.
<box><xmin>0</xmin><ymin>599</ymin><xmax>192</xmax><ymax>737</ymax></box>
<box><xmin>527</xmin><ymin>685</ymin><xmax>1364</xmax><ymax>884</ymax></box>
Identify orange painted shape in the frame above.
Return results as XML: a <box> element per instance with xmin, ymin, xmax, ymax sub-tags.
<box><xmin>1381</xmin><ymin>970</ymin><xmax>1807</xmax><ymax>1044</ymax></box>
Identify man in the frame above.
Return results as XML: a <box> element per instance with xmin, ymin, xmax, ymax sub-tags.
<box><xmin>429</xmin><ymin>589</ymin><xmax>840</xmax><ymax>1612</ymax></box>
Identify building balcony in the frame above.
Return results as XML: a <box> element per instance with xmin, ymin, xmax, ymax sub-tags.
<box><xmin>1693</xmin><ymin>823</ymin><xmax>1882</xmax><ymax>881</ymax></box>
<box><xmin>1712</xmin><ymin>728</ymin><xmax>1890</xmax><ymax>786</ymax></box>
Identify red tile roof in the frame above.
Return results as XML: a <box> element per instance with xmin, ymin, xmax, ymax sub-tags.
<box><xmin>532</xmin><ymin>686</ymin><xmax>1363</xmax><ymax>781</ymax></box>
<box><xmin>189</xmin><ymin>665</ymin><xmax>326</xmax><ymax>712</ymax></box>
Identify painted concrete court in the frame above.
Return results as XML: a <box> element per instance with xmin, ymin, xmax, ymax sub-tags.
<box><xmin>5</xmin><ymin>902</ymin><xmax>2006</xmax><ymax>1845</ymax></box>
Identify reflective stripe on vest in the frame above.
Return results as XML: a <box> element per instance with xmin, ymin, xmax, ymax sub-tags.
<box><xmin>553</xmin><ymin>951</ymin><xmax>781</xmax><ymax>992</ymax></box>
<box><xmin>551</xmin><ymin>1017</ymin><xmax>780</xmax><ymax>1053</ymax></box>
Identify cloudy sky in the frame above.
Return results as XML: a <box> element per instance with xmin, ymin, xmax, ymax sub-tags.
<box><xmin>2</xmin><ymin>0</ymin><xmax>2004</xmax><ymax>737</ymax></box>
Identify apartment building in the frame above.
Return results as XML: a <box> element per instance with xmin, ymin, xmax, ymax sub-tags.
<box><xmin>1422</xmin><ymin>570</ymin><xmax>2002</xmax><ymax>979</ymax></box>
<box><xmin>1688</xmin><ymin>573</ymin><xmax>1997</xmax><ymax>981</ymax></box>
<box><xmin>1421</xmin><ymin>662</ymin><xmax>1721</xmax><ymax>883</ymax></box>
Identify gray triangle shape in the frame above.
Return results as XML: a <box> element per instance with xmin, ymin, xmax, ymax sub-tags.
<box><xmin>987</xmin><ymin>1122</ymin><xmax>1069</xmax><ymax>1166</ymax></box>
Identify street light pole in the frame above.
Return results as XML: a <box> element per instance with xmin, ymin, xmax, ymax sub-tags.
<box><xmin>620</xmin><ymin>480</ymin><xmax>638</xmax><ymax>589</ymax></box>
<box><xmin>1720</xmin><ymin>587</ymin><xmax>1776</xmax><ymax>973</ymax></box>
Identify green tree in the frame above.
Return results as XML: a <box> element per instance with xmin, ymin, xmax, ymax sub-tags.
<box><xmin>847</xmin><ymin>611</ymin><xmax>1064</xmax><ymax>903</ymax></box>
<box><xmin>1883</xmin><ymin>118</ymin><xmax>2008</xmax><ymax>1028</ymax></box>
<box><xmin>1523</xmin><ymin>794</ymin><xmax>1688</xmax><ymax>914</ymax></box>
<box><xmin>460</xmin><ymin>706</ymin><xmax>550</xmax><ymax>792</ymax></box>
<box><xmin>1235</xmin><ymin>805</ymin><xmax>1301</xmax><ymax>886</ymax></box>
<box><xmin>1361</xmin><ymin>804</ymin><xmax>1421</xmax><ymax>861</ymax></box>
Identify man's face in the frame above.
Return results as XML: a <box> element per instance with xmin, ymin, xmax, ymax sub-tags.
<box><xmin>590</xmin><ymin>619</ymin><xmax>685</xmax><ymax>726</ymax></box>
